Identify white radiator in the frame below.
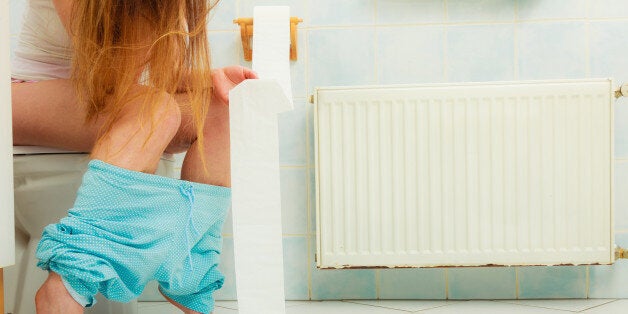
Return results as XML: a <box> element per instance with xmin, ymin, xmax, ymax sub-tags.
<box><xmin>314</xmin><ymin>79</ymin><xmax>615</xmax><ymax>268</ymax></box>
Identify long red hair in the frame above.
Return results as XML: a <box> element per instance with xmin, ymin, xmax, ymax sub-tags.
<box><xmin>70</xmin><ymin>0</ymin><xmax>214</xmax><ymax>156</ymax></box>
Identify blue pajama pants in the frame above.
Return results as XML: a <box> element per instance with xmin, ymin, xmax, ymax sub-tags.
<box><xmin>36</xmin><ymin>160</ymin><xmax>231</xmax><ymax>313</ymax></box>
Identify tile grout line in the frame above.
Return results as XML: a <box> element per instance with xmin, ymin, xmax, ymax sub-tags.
<box><xmin>294</xmin><ymin>17</ymin><xmax>628</xmax><ymax>31</ymax></box>
<box><xmin>303</xmin><ymin>15</ymin><xmax>317</xmax><ymax>302</ymax></box>
<box><xmin>581</xmin><ymin>299</ymin><xmax>621</xmax><ymax>312</ymax></box>
<box><xmin>304</xmin><ymin>10</ymin><xmax>312</xmax><ymax>299</ymax></box>
<box><xmin>492</xmin><ymin>299</ymin><xmax>599</xmax><ymax>312</ymax></box>
<box><xmin>342</xmin><ymin>299</ymin><xmax>425</xmax><ymax>313</ymax></box>
<box><xmin>208</xmin><ymin>17</ymin><xmax>628</xmax><ymax>33</ymax></box>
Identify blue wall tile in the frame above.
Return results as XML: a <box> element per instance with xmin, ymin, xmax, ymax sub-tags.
<box><xmin>310</xmin><ymin>239</ymin><xmax>377</xmax><ymax>299</ymax></box>
<box><xmin>616</xmin><ymin>233</ymin><xmax>628</xmax><ymax>247</ymax></box>
<box><xmin>379</xmin><ymin>268</ymin><xmax>446</xmax><ymax>299</ymax></box>
<box><xmin>615</xmin><ymin>99</ymin><xmax>628</xmax><ymax>158</ymax></box>
<box><xmin>615</xmin><ymin>162</ymin><xmax>628</xmax><ymax>231</ymax></box>
<box><xmin>447</xmin><ymin>0</ymin><xmax>515</xmax><ymax>23</ymax></box>
<box><xmin>446</xmin><ymin>24</ymin><xmax>514</xmax><ymax>82</ymax></box>
<box><xmin>588</xmin><ymin>0</ymin><xmax>628</xmax><ymax>19</ymax></box>
<box><xmin>448</xmin><ymin>267</ymin><xmax>516</xmax><ymax>299</ymax></box>
<box><xmin>10</xmin><ymin>0</ymin><xmax>26</xmax><ymax>36</ymax></box>
<box><xmin>310</xmin><ymin>265</ymin><xmax>377</xmax><ymax>300</ymax></box>
<box><xmin>281</xmin><ymin>168</ymin><xmax>308</xmax><ymax>235</ymax></box>
<box><xmin>377</xmin><ymin>26</ymin><xmax>444</xmax><ymax>84</ymax></box>
<box><xmin>589</xmin><ymin>261</ymin><xmax>628</xmax><ymax>298</ymax></box>
<box><xmin>283</xmin><ymin>237</ymin><xmax>310</xmax><ymax>300</ymax></box>
<box><xmin>207</xmin><ymin>0</ymin><xmax>237</xmax><ymax>31</ymax></box>
<box><xmin>308</xmin><ymin>167</ymin><xmax>316</xmax><ymax>234</ymax></box>
<box><xmin>517</xmin><ymin>22</ymin><xmax>587</xmax><ymax>80</ymax></box>
<box><xmin>307</xmin><ymin>103</ymin><xmax>315</xmax><ymax>168</ymax></box>
<box><xmin>518</xmin><ymin>266</ymin><xmax>587</xmax><ymax>299</ymax></box>
<box><xmin>208</xmin><ymin>32</ymin><xmax>241</xmax><ymax>69</ymax></box>
<box><xmin>291</xmin><ymin>33</ymin><xmax>307</xmax><ymax>98</ymax></box>
<box><xmin>308</xmin><ymin>28</ymin><xmax>377</xmax><ymax>93</ymax></box>
<box><xmin>279</xmin><ymin>98</ymin><xmax>307</xmax><ymax>166</ymax></box>
<box><xmin>240</xmin><ymin>0</ymin><xmax>309</xmax><ymax>27</ymax></box>
<box><xmin>589</xmin><ymin>234</ymin><xmax>628</xmax><ymax>298</ymax></box>
<box><xmin>590</xmin><ymin>21</ymin><xmax>628</xmax><ymax>84</ymax></box>
<box><xmin>377</xmin><ymin>0</ymin><xmax>444</xmax><ymax>25</ymax></box>
<box><xmin>309</xmin><ymin>0</ymin><xmax>375</xmax><ymax>26</ymax></box>
<box><xmin>516</xmin><ymin>0</ymin><xmax>587</xmax><ymax>20</ymax></box>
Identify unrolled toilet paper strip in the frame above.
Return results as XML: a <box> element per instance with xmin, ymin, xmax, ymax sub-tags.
<box><xmin>229</xmin><ymin>6</ymin><xmax>292</xmax><ymax>314</ymax></box>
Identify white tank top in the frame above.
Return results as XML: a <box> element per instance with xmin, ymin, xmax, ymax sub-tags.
<box><xmin>11</xmin><ymin>0</ymin><xmax>72</xmax><ymax>81</ymax></box>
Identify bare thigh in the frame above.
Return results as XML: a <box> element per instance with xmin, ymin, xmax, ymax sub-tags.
<box><xmin>12</xmin><ymin>79</ymin><xmax>102</xmax><ymax>151</ymax></box>
<box><xmin>12</xmin><ymin>79</ymin><xmax>196</xmax><ymax>153</ymax></box>
<box><xmin>11</xmin><ymin>79</ymin><xmax>228</xmax><ymax>183</ymax></box>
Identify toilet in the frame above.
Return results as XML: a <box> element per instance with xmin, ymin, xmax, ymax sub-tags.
<box><xmin>4</xmin><ymin>146</ymin><xmax>175</xmax><ymax>314</ymax></box>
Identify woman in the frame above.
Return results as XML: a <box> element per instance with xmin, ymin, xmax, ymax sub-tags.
<box><xmin>11</xmin><ymin>0</ymin><xmax>255</xmax><ymax>313</ymax></box>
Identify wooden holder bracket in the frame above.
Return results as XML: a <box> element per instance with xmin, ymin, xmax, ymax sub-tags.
<box><xmin>233</xmin><ymin>16</ymin><xmax>303</xmax><ymax>62</ymax></box>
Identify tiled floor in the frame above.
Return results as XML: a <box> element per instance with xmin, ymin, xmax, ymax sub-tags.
<box><xmin>139</xmin><ymin>299</ymin><xmax>628</xmax><ymax>313</ymax></box>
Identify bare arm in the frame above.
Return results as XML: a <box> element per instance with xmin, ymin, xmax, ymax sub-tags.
<box><xmin>51</xmin><ymin>0</ymin><xmax>72</xmax><ymax>34</ymax></box>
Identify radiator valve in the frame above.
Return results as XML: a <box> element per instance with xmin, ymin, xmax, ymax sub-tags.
<box><xmin>615</xmin><ymin>247</ymin><xmax>628</xmax><ymax>259</ymax></box>
<box><xmin>616</xmin><ymin>83</ymin><xmax>628</xmax><ymax>98</ymax></box>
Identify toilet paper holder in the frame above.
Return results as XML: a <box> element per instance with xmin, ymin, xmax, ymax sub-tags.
<box><xmin>233</xmin><ymin>16</ymin><xmax>302</xmax><ymax>62</ymax></box>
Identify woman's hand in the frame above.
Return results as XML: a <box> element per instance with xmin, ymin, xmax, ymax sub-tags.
<box><xmin>211</xmin><ymin>66</ymin><xmax>258</xmax><ymax>106</ymax></box>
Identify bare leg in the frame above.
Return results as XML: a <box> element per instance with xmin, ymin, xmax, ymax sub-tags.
<box><xmin>179</xmin><ymin>99</ymin><xmax>230</xmax><ymax>187</ymax></box>
<box><xmin>157</xmin><ymin>289</ymin><xmax>204</xmax><ymax>314</ymax></box>
<box><xmin>88</xmin><ymin>89</ymin><xmax>181</xmax><ymax>172</ymax></box>
<box><xmin>33</xmin><ymin>88</ymin><xmax>181</xmax><ymax>311</ymax></box>
<box><xmin>35</xmin><ymin>272</ymin><xmax>83</xmax><ymax>314</ymax></box>
<box><xmin>178</xmin><ymin>65</ymin><xmax>258</xmax><ymax>187</ymax></box>
<box><xmin>12</xmin><ymin>80</ymin><xmax>101</xmax><ymax>151</ymax></box>
<box><xmin>14</xmin><ymin>79</ymin><xmax>231</xmax><ymax>311</ymax></box>
<box><xmin>12</xmin><ymin>79</ymin><xmax>191</xmax><ymax>155</ymax></box>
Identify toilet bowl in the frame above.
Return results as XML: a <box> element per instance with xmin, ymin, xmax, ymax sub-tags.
<box><xmin>4</xmin><ymin>146</ymin><xmax>175</xmax><ymax>314</ymax></box>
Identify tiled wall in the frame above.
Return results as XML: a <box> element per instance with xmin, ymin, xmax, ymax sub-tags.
<box><xmin>10</xmin><ymin>0</ymin><xmax>628</xmax><ymax>300</ymax></box>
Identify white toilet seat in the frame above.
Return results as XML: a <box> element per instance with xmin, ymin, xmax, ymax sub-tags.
<box><xmin>13</xmin><ymin>145</ymin><xmax>175</xmax><ymax>161</ymax></box>
<box><xmin>13</xmin><ymin>145</ymin><xmax>85</xmax><ymax>155</ymax></box>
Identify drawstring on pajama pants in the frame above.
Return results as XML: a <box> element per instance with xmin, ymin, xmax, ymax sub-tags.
<box><xmin>180</xmin><ymin>183</ymin><xmax>198</xmax><ymax>270</ymax></box>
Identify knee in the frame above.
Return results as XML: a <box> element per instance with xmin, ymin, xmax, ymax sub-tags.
<box><xmin>151</xmin><ymin>92</ymin><xmax>182</xmax><ymax>143</ymax></box>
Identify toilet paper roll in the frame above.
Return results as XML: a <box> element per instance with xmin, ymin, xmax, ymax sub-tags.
<box><xmin>251</xmin><ymin>6</ymin><xmax>292</xmax><ymax>103</ymax></box>
<box><xmin>229</xmin><ymin>6</ymin><xmax>292</xmax><ymax>314</ymax></box>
